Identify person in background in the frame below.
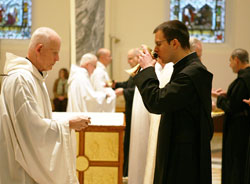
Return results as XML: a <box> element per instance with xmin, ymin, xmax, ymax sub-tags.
<box><xmin>133</xmin><ymin>20</ymin><xmax>213</xmax><ymax>184</ymax></box>
<box><xmin>189</xmin><ymin>37</ymin><xmax>218</xmax><ymax>111</ymax></box>
<box><xmin>0</xmin><ymin>27</ymin><xmax>90</xmax><ymax>184</ymax></box>
<box><xmin>91</xmin><ymin>48</ymin><xmax>116</xmax><ymax>112</ymax></box>
<box><xmin>189</xmin><ymin>37</ymin><xmax>203</xmax><ymax>59</ymax></box>
<box><xmin>67</xmin><ymin>53</ymin><xmax>109</xmax><ymax>112</ymax></box>
<box><xmin>112</xmin><ymin>48</ymin><xmax>140</xmax><ymax>177</ymax></box>
<box><xmin>53</xmin><ymin>68</ymin><xmax>69</xmax><ymax>111</ymax></box>
<box><xmin>212</xmin><ymin>48</ymin><xmax>250</xmax><ymax>184</ymax></box>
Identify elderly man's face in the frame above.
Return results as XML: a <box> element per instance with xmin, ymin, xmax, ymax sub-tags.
<box><xmin>103</xmin><ymin>51</ymin><xmax>112</xmax><ymax>66</ymax></box>
<box><xmin>195</xmin><ymin>42</ymin><xmax>202</xmax><ymax>59</ymax></box>
<box><xmin>88</xmin><ymin>60</ymin><xmax>97</xmax><ymax>75</ymax></box>
<box><xmin>37</xmin><ymin>37</ymin><xmax>61</xmax><ymax>71</ymax></box>
<box><xmin>229</xmin><ymin>56</ymin><xmax>239</xmax><ymax>73</ymax></box>
<box><xmin>127</xmin><ymin>51</ymin><xmax>138</xmax><ymax>68</ymax></box>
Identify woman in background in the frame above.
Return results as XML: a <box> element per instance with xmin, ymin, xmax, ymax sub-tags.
<box><xmin>53</xmin><ymin>68</ymin><xmax>69</xmax><ymax>111</ymax></box>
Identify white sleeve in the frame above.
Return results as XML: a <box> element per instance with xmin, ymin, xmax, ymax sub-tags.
<box><xmin>91</xmin><ymin>68</ymin><xmax>106</xmax><ymax>91</ymax></box>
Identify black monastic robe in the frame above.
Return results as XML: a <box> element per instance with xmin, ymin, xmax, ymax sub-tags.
<box><xmin>114</xmin><ymin>76</ymin><xmax>135</xmax><ymax>177</ymax></box>
<box><xmin>133</xmin><ymin>52</ymin><xmax>213</xmax><ymax>184</ymax></box>
<box><xmin>217</xmin><ymin>67</ymin><xmax>250</xmax><ymax>184</ymax></box>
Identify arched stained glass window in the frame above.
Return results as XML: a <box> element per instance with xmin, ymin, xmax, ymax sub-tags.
<box><xmin>0</xmin><ymin>0</ymin><xmax>32</xmax><ymax>39</ymax></box>
<box><xmin>170</xmin><ymin>0</ymin><xmax>225</xmax><ymax>43</ymax></box>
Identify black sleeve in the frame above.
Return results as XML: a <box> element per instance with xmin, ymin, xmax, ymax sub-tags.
<box><xmin>134</xmin><ymin>67</ymin><xmax>196</xmax><ymax>114</ymax></box>
<box><xmin>114</xmin><ymin>81</ymin><xmax>129</xmax><ymax>89</ymax></box>
<box><xmin>217</xmin><ymin>79</ymin><xmax>249</xmax><ymax>113</ymax></box>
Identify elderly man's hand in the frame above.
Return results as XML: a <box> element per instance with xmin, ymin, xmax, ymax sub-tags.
<box><xmin>69</xmin><ymin>116</ymin><xmax>91</xmax><ymax>131</ymax></box>
<box><xmin>115</xmin><ymin>88</ymin><xmax>124</xmax><ymax>96</ymax></box>
<box><xmin>138</xmin><ymin>45</ymin><xmax>156</xmax><ymax>69</ymax></box>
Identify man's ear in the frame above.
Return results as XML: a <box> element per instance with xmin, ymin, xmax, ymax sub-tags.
<box><xmin>35</xmin><ymin>44</ymin><xmax>43</xmax><ymax>55</ymax></box>
<box><xmin>235</xmin><ymin>57</ymin><xmax>241</xmax><ymax>65</ymax></box>
<box><xmin>170</xmin><ymin>39</ymin><xmax>180</xmax><ymax>49</ymax></box>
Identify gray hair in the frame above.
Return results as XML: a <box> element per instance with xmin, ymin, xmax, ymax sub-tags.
<box><xmin>231</xmin><ymin>48</ymin><xmax>249</xmax><ymax>63</ymax></box>
<box><xmin>189</xmin><ymin>37</ymin><xmax>202</xmax><ymax>51</ymax></box>
<box><xmin>28</xmin><ymin>27</ymin><xmax>61</xmax><ymax>49</ymax></box>
<box><xmin>80</xmin><ymin>53</ymin><xmax>97</xmax><ymax>66</ymax></box>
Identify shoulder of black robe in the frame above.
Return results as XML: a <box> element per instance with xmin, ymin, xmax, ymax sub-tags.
<box><xmin>114</xmin><ymin>77</ymin><xmax>133</xmax><ymax>89</ymax></box>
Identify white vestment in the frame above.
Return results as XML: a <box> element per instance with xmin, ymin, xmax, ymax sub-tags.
<box><xmin>0</xmin><ymin>53</ymin><xmax>78</xmax><ymax>184</ymax></box>
<box><xmin>127</xmin><ymin>64</ymin><xmax>163</xmax><ymax>184</ymax></box>
<box><xmin>67</xmin><ymin>64</ymin><xmax>107</xmax><ymax>112</ymax></box>
<box><xmin>143</xmin><ymin>62</ymin><xmax>173</xmax><ymax>184</ymax></box>
<box><xmin>128</xmin><ymin>86</ymin><xmax>150</xmax><ymax>184</ymax></box>
<box><xmin>90</xmin><ymin>61</ymin><xmax>116</xmax><ymax>112</ymax></box>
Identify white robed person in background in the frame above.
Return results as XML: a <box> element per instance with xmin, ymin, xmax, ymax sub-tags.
<box><xmin>91</xmin><ymin>48</ymin><xmax>116</xmax><ymax>112</ymax></box>
<box><xmin>143</xmin><ymin>61</ymin><xmax>173</xmax><ymax>184</ymax></box>
<box><xmin>67</xmin><ymin>53</ymin><xmax>109</xmax><ymax>112</ymax></box>
<box><xmin>128</xmin><ymin>59</ymin><xmax>173</xmax><ymax>184</ymax></box>
<box><xmin>0</xmin><ymin>27</ymin><xmax>90</xmax><ymax>184</ymax></box>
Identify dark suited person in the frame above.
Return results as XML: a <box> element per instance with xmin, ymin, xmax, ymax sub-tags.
<box><xmin>212</xmin><ymin>48</ymin><xmax>250</xmax><ymax>184</ymax></box>
<box><xmin>133</xmin><ymin>20</ymin><xmax>213</xmax><ymax>184</ymax></box>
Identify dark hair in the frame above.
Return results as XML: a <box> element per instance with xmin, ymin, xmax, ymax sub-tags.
<box><xmin>153</xmin><ymin>20</ymin><xmax>190</xmax><ymax>49</ymax></box>
<box><xmin>59</xmin><ymin>68</ymin><xmax>69</xmax><ymax>79</ymax></box>
<box><xmin>231</xmin><ymin>48</ymin><xmax>249</xmax><ymax>63</ymax></box>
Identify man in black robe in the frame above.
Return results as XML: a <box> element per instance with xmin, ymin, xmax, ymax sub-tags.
<box><xmin>212</xmin><ymin>48</ymin><xmax>250</xmax><ymax>184</ymax></box>
<box><xmin>133</xmin><ymin>20</ymin><xmax>213</xmax><ymax>184</ymax></box>
<box><xmin>112</xmin><ymin>48</ymin><xmax>140</xmax><ymax>177</ymax></box>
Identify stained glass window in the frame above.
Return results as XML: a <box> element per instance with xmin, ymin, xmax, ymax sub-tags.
<box><xmin>0</xmin><ymin>0</ymin><xmax>32</xmax><ymax>39</ymax></box>
<box><xmin>170</xmin><ymin>0</ymin><xmax>225</xmax><ymax>43</ymax></box>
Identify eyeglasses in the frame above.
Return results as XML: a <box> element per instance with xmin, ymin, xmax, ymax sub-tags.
<box><xmin>155</xmin><ymin>39</ymin><xmax>167</xmax><ymax>47</ymax></box>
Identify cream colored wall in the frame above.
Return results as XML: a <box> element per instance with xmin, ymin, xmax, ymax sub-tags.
<box><xmin>106</xmin><ymin>0</ymin><xmax>169</xmax><ymax>82</ymax></box>
<box><xmin>0</xmin><ymin>0</ymin><xmax>71</xmax><ymax>98</ymax></box>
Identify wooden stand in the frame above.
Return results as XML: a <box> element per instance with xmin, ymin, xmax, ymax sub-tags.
<box><xmin>53</xmin><ymin>112</ymin><xmax>125</xmax><ymax>184</ymax></box>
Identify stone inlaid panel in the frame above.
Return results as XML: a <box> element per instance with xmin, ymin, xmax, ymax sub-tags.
<box><xmin>85</xmin><ymin>132</ymin><xmax>119</xmax><ymax>161</ymax></box>
<box><xmin>84</xmin><ymin>167</ymin><xmax>118</xmax><ymax>184</ymax></box>
<box><xmin>75</xmin><ymin>0</ymin><xmax>105</xmax><ymax>65</ymax></box>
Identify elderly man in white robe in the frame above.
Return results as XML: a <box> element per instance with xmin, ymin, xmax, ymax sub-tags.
<box><xmin>0</xmin><ymin>27</ymin><xmax>90</xmax><ymax>184</ymax></box>
<box><xmin>91</xmin><ymin>48</ymin><xmax>116</xmax><ymax>112</ymax></box>
<box><xmin>128</xmin><ymin>59</ymin><xmax>173</xmax><ymax>184</ymax></box>
<box><xmin>67</xmin><ymin>53</ymin><xmax>110</xmax><ymax>112</ymax></box>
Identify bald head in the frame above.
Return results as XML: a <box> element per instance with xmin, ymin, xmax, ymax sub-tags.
<box><xmin>190</xmin><ymin>37</ymin><xmax>202</xmax><ymax>59</ymax></box>
<box><xmin>29</xmin><ymin>27</ymin><xmax>61</xmax><ymax>50</ymax></box>
<box><xmin>27</xmin><ymin>27</ymin><xmax>61</xmax><ymax>71</ymax></box>
<box><xmin>96</xmin><ymin>48</ymin><xmax>112</xmax><ymax>67</ymax></box>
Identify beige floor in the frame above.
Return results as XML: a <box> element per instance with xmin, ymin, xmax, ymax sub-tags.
<box><xmin>211</xmin><ymin>132</ymin><xmax>222</xmax><ymax>184</ymax></box>
<box><xmin>123</xmin><ymin>133</ymin><xmax>223</xmax><ymax>184</ymax></box>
